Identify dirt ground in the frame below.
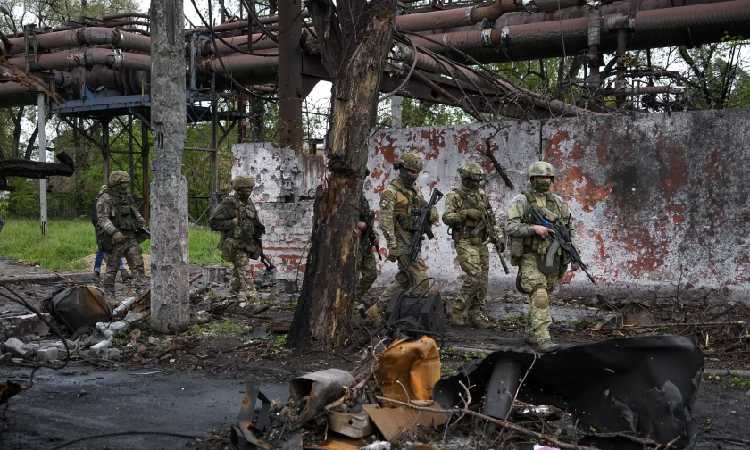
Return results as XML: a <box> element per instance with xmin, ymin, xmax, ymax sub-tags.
<box><xmin>1</xmin><ymin>259</ymin><xmax>749</xmax><ymax>449</ymax></box>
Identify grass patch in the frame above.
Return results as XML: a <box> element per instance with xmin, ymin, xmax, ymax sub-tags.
<box><xmin>0</xmin><ymin>219</ymin><xmax>223</xmax><ymax>270</ymax></box>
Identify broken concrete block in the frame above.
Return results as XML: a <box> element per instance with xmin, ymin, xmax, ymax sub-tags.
<box><xmin>123</xmin><ymin>311</ymin><xmax>145</xmax><ymax>323</ymax></box>
<box><xmin>89</xmin><ymin>339</ymin><xmax>112</xmax><ymax>357</ymax></box>
<box><xmin>36</xmin><ymin>346</ymin><xmax>60</xmax><ymax>363</ymax></box>
<box><xmin>3</xmin><ymin>338</ymin><xmax>27</xmax><ymax>357</ymax></box>
<box><xmin>96</xmin><ymin>321</ymin><xmax>129</xmax><ymax>337</ymax></box>
<box><xmin>107</xmin><ymin>348</ymin><xmax>122</xmax><ymax>361</ymax></box>
<box><xmin>0</xmin><ymin>313</ymin><xmax>50</xmax><ymax>340</ymax></box>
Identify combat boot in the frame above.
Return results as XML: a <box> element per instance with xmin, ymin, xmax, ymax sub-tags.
<box><xmin>468</xmin><ymin>309</ymin><xmax>494</xmax><ymax>329</ymax></box>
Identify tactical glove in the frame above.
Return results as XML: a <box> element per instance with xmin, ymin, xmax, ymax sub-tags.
<box><xmin>463</xmin><ymin>208</ymin><xmax>483</xmax><ymax>221</ymax></box>
<box><xmin>112</xmin><ymin>231</ymin><xmax>126</xmax><ymax>244</ymax></box>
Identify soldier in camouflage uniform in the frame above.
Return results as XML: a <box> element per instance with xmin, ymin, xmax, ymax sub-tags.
<box><xmin>95</xmin><ymin>171</ymin><xmax>147</xmax><ymax>296</ymax></box>
<box><xmin>209</xmin><ymin>176</ymin><xmax>265</xmax><ymax>303</ymax></box>
<box><xmin>355</xmin><ymin>190</ymin><xmax>379</xmax><ymax>303</ymax></box>
<box><xmin>442</xmin><ymin>163</ymin><xmax>503</xmax><ymax>328</ymax></box>
<box><xmin>379</xmin><ymin>152</ymin><xmax>438</xmax><ymax>303</ymax></box>
<box><xmin>505</xmin><ymin>161</ymin><xmax>577</xmax><ymax>350</ymax></box>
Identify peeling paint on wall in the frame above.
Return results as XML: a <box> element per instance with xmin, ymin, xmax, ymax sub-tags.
<box><xmin>232</xmin><ymin>110</ymin><xmax>750</xmax><ymax>302</ymax></box>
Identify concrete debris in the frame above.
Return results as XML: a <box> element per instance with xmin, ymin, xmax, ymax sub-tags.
<box><xmin>123</xmin><ymin>311</ymin><xmax>146</xmax><ymax>323</ymax></box>
<box><xmin>193</xmin><ymin>310</ymin><xmax>211</xmax><ymax>323</ymax></box>
<box><xmin>360</xmin><ymin>442</ymin><xmax>391</xmax><ymax>450</ymax></box>
<box><xmin>107</xmin><ymin>348</ymin><xmax>122</xmax><ymax>361</ymax></box>
<box><xmin>96</xmin><ymin>321</ymin><xmax>129</xmax><ymax>336</ymax></box>
<box><xmin>112</xmin><ymin>296</ymin><xmax>138</xmax><ymax>319</ymax></box>
<box><xmin>35</xmin><ymin>345</ymin><xmax>60</xmax><ymax>363</ymax></box>
<box><xmin>3</xmin><ymin>337</ymin><xmax>28</xmax><ymax>356</ymax></box>
<box><xmin>0</xmin><ymin>313</ymin><xmax>50</xmax><ymax>340</ymax></box>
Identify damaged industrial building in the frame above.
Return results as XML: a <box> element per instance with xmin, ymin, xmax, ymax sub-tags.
<box><xmin>0</xmin><ymin>0</ymin><xmax>748</xmax><ymax>449</ymax></box>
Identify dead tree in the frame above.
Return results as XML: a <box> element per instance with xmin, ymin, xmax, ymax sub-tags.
<box><xmin>289</xmin><ymin>0</ymin><xmax>396</xmax><ymax>349</ymax></box>
<box><xmin>149</xmin><ymin>0</ymin><xmax>190</xmax><ymax>333</ymax></box>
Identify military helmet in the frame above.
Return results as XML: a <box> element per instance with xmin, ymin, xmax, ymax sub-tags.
<box><xmin>396</xmin><ymin>152</ymin><xmax>423</xmax><ymax>172</ymax></box>
<box><xmin>458</xmin><ymin>162</ymin><xmax>485</xmax><ymax>181</ymax></box>
<box><xmin>109</xmin><ymin>171</ymin><xmax>130</xmax><ymax>186</ymax></box>
<box><xmin>528</xmin><ymin>161</ymin><xmax>555</xmax><ymax>178</ymax></box>
<box><xmin>231</xmin><ymin>176</ymin><xmax>255</xmax><ymax>190</ymax></box>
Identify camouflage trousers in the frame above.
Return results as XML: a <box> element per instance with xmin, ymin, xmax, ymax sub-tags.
<box><xmin>103</xmin><ymin>236</ymin><xmax>145</xmax><ymax>293</ymax></box>
<box><xmin>222</xmin><ymin>245</ymin><xmax>257</xmax><ymax>301</ymax></box>
<box><xmin>356</xmin><ymin>243</ymin><xmax>378</xmax><ymax>303</ymax></box>
<box><xmin>453</xmin><ymin>239</ymin><xmax>489</xmax><ymax>320</ymax></box>
<box><xmin>518</xmin><ymin>253</ymin><xmax>562</xmax><ymax>344</ymax></box>
<box><xmin>381</xmin><ymin>255</ymin><xmax>429</xmax><ymax>304</ymax></box>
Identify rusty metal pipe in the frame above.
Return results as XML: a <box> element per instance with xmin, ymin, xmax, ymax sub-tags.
<box><xmin>203</xmin><ymin>33</ymin><xmax>278</xmax><ymax>55</ymax></box>
<box><xmin>412</xmin><ymin>0</ymin><xmax>750</xmax><ymax>63</ymax></box>
<box><xmin>5</xmin><ymin>27</ymin><xmax>151</xmax><ymax>55</ymax></box>
<box><xmin>200</xmin><ymin>53</ymin><xmax>280</xmax><ymax>79</ymax></box>
<box><xmin>7</xmin><ymin>48</ymin><xmax>151</xmax><ymax>71</ymax></box>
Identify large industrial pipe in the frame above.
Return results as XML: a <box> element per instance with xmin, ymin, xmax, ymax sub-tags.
<box><xmin>411</xmin><ymin>0</ymin><xmax>750</xmax><ymax>63</ymax></box>
<box><xmin>7</xmin><ymin>48</ymin><xmax>151</xmax><ymax>71</ymax></box>
<box><xmin>200</xmin><ymin>52</ymin><xmax>280</xmax><ymax>79</ymax></box>
<box><xmin>203</xmin><ymin>33</ymin><xmax>278</xmax><ymax>56</ymax></box>
<box><xmin>5</xmin><ymin>27</ymin><xmax>151</xmax><ymax>55</ymax></box>
<box><xmin>395</xmin><ymin>0</ymin><xmax>597</xmax><ymax>33</ymax></box>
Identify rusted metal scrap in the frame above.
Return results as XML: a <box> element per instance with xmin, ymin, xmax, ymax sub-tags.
<box><xmin>435</xmin><ymin>335</ymin><xmax>704</xmax><ymax>448</ymax></box>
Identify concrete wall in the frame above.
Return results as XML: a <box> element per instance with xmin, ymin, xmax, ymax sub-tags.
<box><xmin>233</xmin><ymin>109</ymin><xmax>750</xmax><ymax>302</ymax></box>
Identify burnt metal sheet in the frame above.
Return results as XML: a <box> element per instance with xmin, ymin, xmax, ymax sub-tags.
<box><xmin>435</xmin><ymin>335</ymin><xmax>704</xmax><ymax>448</ymax></box>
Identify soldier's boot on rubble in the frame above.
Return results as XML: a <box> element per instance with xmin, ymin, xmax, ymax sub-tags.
<box><xmin>468</xmin><ymin>308</ymin><xmax>494</xmax><ymax>329</ymax></box>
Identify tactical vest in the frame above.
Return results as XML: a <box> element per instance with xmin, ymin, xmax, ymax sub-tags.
<box><xmin>110</xmin><ymin>193</ymin><xmax>139</xmax><ymax>232</ymax></box>
<box><xmin>509</xmin><ymin>191</ymin><xmax>566</xmax><ymax>264</ymax></box>
<box><xmin>449</xmin><ymin>189</ymin><xmax>491</xmax><ymax>244</ymax></box>
<box><xmin>389</xmin><ymin>182</ymin><xmax>423</xmax><ymax>233</ymax></box>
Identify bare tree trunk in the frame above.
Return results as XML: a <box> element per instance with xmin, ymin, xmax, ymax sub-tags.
<box><xmin>289</xmin><ymin>0</ymin><xmax>396</xmax><ymax>350</ymax></box>
<box><xmin>149</xmin><ymin>0</ymin><xmax>190</xmax><ymax>333</ymax></box>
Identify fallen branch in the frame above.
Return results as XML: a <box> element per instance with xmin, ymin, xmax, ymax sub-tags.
<box><xmin>376</xmin><ymin>396</ymin><xmax>601</xmax><ymax>450</ymax></box>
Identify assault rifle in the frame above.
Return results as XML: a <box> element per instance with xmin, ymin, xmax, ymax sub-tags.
<box><xmin>407</xmin><ymin>189</ymin><xmax>443</xmax><ymax>263</ymax></box>
<box><xmin>254</xmin><ymin>223</ymin><xmax>275</xmax><ymax>272</ymax></box>
<box><xmin>493</xmin><ymin>240</ymin><xmax>510</xmax><ymax>274</ymax></box>
<box><xmin>527</xmin><ymin>206</ymin><xmax>596</xmax><ymax>284</ymax></box>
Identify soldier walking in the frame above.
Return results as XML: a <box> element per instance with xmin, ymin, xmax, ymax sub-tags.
<box><xmin>95</xmin><ymin>171</ymin><xmax>147</xmax><ymax>296</ymax></box>
<box><xmin>378</xmin><ymin>152</ymin><xmax>438</xmax><ymax>303</ymax></box>
<box><xmin>442</xmin><ymin>163</ymin><xmax>504</xmax><ymax>328</ymax></box>
<box><xmin>505</xmin><ymin>161</ymin><xmax>578</xmax><ymax>350</ymax></box>
<box><xmin>209</xmin><ymin>176</ymin><xmax>265</xmax><ymax>304</ymax></box>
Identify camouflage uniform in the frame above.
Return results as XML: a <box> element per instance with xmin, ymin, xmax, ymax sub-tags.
<box><xmin>442</xmin><ymin>163</ymin><xmax>503</xmax><ymax>328</ymax></box>
<box><xmin>379</xmin><ymin>152</ymin><xmax>438</xmax><ymax>303</ymax></box>
<box><xmin>505</xmin><ymin>162</ymin><xmax>575</xmax><ymax>349</ymax></box>
<box><xmin>95</xmin><ymin>171</ymin><xmax>146</xmax><ymax>295</ymax></box>
<box><xmin>356</xmin><ymin>193</ymin><xmax>378</xmax><ymax>302</ymax></box>
<box><xmin>209</xmin><ymin>176</ymin><xmax>264</xmax><ymax>302</ymax></box>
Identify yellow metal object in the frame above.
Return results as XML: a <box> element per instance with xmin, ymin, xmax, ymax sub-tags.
<box><xmin>375</xmin><ymin>336</ymin><xmax>441</xmax><ymax>404</ymax></box>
